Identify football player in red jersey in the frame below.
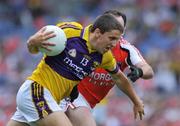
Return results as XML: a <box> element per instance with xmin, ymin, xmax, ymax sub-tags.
<box><xmin>60</xmin><ymin>10</ymin><xmax>154</xmax><ymax>126</ymax></box>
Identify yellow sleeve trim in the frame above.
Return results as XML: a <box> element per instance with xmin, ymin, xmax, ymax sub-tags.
<box><xmin>56</xmin><ymin>22</ymin><xmax>83</xmax><ymax>39</ymax></box>
<box><xmin>100</xmin><ymin>51</ymin><xmax>117</xmax><ymax>71</ymax></box>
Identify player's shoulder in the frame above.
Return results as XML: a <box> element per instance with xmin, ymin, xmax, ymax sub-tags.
<box><xmin>56</xmin><ymin>21</ymin><xmax>83</xmax><ymax>29</ymax></box>
<box><xmin>101</xmin><ymin>50</ymin><xmax>115</xmax><ymax>64</ymax></box>
<box><xmin>56</xmin><ymin>22</ymin><xmax>83</xmax><ymax>38</ymax></box>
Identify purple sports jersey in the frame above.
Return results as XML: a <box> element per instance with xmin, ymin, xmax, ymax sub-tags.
<box><xmin>45</xmin><ymin>37</ymin><xmax>102</xmax><ymax>80</ymax></box>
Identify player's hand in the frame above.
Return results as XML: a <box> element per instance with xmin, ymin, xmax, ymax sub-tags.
<box><xmin>133</xmin><ymin>100</ymin><xmax>145</xmax><ymax>120</ymax></box>
<box><xmin>127</xmin><ymin>66</ymin><xmax>143</xmax><ymax>82</ymax></box>
<box><xmin>28</xmin><ymin>27</ymin><xmax>56</xmax><ymax>51</ymax></box>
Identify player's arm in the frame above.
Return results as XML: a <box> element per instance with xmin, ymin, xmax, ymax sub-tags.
<box><xmin>27</xmin><ymin>26</ymin><xmax>56</xmax><ymax>54</ymax></box>
<box><xmin>120</xmin><ymin>41</ymin><xmax>154</xmax><ymax>82</ymax></box>
<box><xmin>110</xmin><ymin>69</ymin><xmax>144</xmax><ymax>120</ymax></box>
<box><xmin>134</xmin><ymin>62</ymin><xmax>154</xmax><ymax>79</ymax></box>
<box><xmin>102</xmin><ymin>51</ymin><xmax>144</xmax><ymax>120</ymax></box>
<box><xmin>127</xmin><ymin>59</ymin><xmax>154</xmax><ymax>82</ymax></box>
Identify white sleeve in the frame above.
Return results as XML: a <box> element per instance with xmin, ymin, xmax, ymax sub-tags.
<box><xmin>120</xmin><ymin>43</ymin><xmax>145</xmax><ymax>66</ymax></box>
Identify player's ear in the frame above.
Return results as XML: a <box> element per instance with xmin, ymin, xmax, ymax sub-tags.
<box><xmin>94</xmin><ymin>28</ymin><xmax>101</xmax><ymax>38</ymax></box>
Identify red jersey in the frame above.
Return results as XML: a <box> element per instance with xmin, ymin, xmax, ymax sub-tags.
<box><xmin>78</xmin><ymin>38</ymin><xmax>145</xmax><ymax>108</ymax></box>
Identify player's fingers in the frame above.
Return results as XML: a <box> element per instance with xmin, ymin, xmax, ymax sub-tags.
<box><xmin>46</xmin><ymin>33</ymin><xmax>56</xmax><ymax>40</ymax></box>
<box><xmin>142</xmin><ymin>110</ymin><xmax>145</xmax><ymax>115</ymax></box>
<box><xmin>139</xmin><ymin>110</ymin><xmax>145</xmax><ymax>120</ymax></box>
<box><xmin>139</xmin><ymin>112</ymin><xmax>143</xmax><ymax>120</ymax></box>
<box><xmin>134</xmin><ymin>111</ymin><xmax>137</xmax><ymax>119</ymax></box>
<box><xmin>41</xmin><ymin>45</ymin><xmax>52</xmax><ymax>51</ymax></box>
<box><xmin>44</xmin><ymin>31</ymin><xmax>55</xmax><ymax>36</ymax></box>
<box><xmin>43</xmin><ymin>32</ymin><xmax>56</xmax><ymax>40</ymax></box>
<box><xmin>42</xmin><ymin>42</ymin><xmax>56</xmax><ymax>46</ymax></box>
<box><xmin>40</xmin><ymin>27</ymin><xmax>47</xmax><ymax>33</ymax></box>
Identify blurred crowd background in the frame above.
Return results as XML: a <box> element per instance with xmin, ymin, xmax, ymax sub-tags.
<box><xmin>0</xmin><ymin>0</ymin><xmax>179</xmax><ymax>126</ymax></box>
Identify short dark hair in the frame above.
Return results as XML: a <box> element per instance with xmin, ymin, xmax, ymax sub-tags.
<box><xmin>90</xmin><ymin>14</ymin><xmax>124</xmax><ymax>34</ymax></box>
<box><xmin>104</xmin><ymin>10</ymin><xmax>127</xmax><ymax>27</ymax></box>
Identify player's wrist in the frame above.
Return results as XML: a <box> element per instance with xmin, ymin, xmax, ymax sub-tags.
<box><xmin>137</xmin><ymin>67</ymin><xmax>143</xmax><ymax>78</ymax></box>
<box><xmin>133</xmin><ymin>97</ymin><xmax>143</xmax><ymax>106</ymax></box>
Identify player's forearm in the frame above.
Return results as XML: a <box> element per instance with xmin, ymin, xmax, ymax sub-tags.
<box><xmin>112</xmin><ymin>70</ymin><xmax>142</xmax><ymax>105</ymax></box>
<box><xmin>27</xmin><ymin>36</ymin><xmax>39</xmax><ymax>54</ymax></box>
<box><xmin>136</xmin><ymin>63</ymin><xmax>154</xmax><ymax>79</ymax></box>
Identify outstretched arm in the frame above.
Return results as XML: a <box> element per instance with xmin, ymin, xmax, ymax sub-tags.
<box><xmin>118</xmin><ymin>39</ymin><xmax>154</xmax><ymax>81</ymax></box>
<box><xmin>111</xmin><ymin>69</ymin><xmax>145</xmax><ymax>120</ymax></box>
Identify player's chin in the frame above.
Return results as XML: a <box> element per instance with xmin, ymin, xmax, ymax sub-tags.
<box><xmin>97</xmin><ymin>48</ymin><xmax>108</xmax><ymax>54</ymax></box>
<box><xmin>100</xmin><ymin>50</ymin><xmax>106</xmax><ymax>54</ymax></box>
<box><xmin>102</xmin><ymin>49</ymin><xmax>109</xmax><ymax>54</ymax></box>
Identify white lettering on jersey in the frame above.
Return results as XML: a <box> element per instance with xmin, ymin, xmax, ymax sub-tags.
<box><xmin>90</xmin><ymin>71</ymin><xmax>112</xmax><ymax>81</ymax></box>
<box><xmin>80</xmin><ymin>57</ymin><xmax>89</xmax><ymax>66</ymax></box>
<box><xmin>64</xmin><ymin>57</ymin><xmax>88</xmax><ymax>79</ymax></box>
<box><xmin>89</xmin><ymin>77</ymin><xmax>114</xmax><ymax>86</ymax></box>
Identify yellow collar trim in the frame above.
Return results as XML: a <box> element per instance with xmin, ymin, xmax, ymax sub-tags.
<box><xmin>82</xmin><ymin>25</ymin><xmax>96</xmax><ymax>53</ymax></box>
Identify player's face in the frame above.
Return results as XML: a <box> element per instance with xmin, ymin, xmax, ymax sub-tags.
<box><xmin>95</xmin><ymin>29</ymin><xmax>121</xmax><ymax>54</ymax></box>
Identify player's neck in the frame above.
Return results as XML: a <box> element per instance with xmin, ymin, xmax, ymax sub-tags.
<box><xmin>89</xmin><ymin>33</ymin><xmax>97</xmax><ymax>51</ymax></box>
